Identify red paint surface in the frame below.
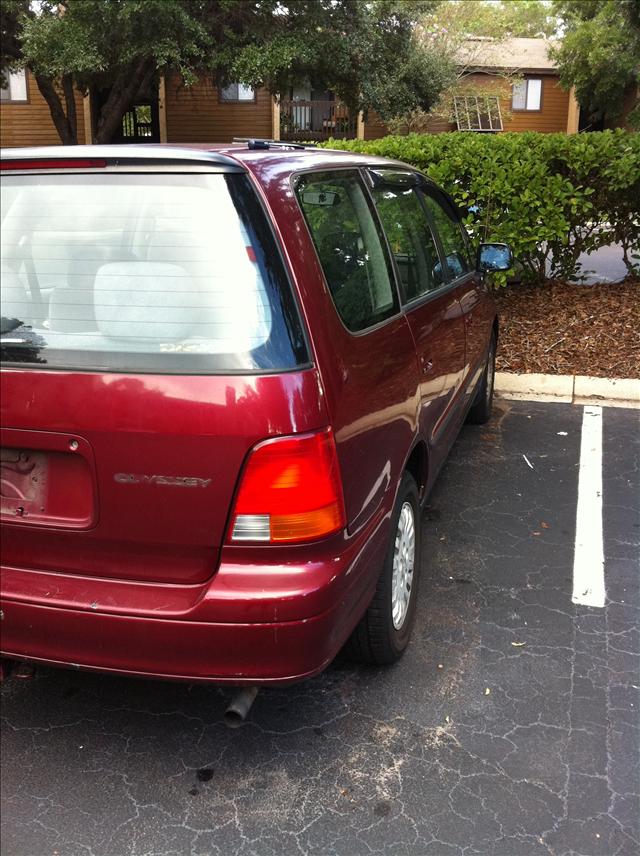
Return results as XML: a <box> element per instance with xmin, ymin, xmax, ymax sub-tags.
<box><xmin>0</xmin><ymin>145</ymin><xmax>497</xmax><ymax>684</ymax></box>
<box><xmin>0</xmin><ymin>158</ymin><xmax>107</xmax><ymax>171</ymax></box>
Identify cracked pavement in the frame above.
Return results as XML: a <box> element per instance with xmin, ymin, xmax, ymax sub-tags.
<box><xmin>1</xmin><ymin>401</ymin><xmax>638</xmax><ymax>856</ymax></box>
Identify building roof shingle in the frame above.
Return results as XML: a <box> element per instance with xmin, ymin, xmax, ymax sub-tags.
<box><xmin>457</xmin><ymin>37</ymin><xmax>559</xmax><ymax>73</ymax></box>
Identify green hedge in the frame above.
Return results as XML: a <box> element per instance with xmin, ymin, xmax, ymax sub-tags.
<box><xmin>320</xmin><ymin>130</ymin><xmax>640</xmax><ymax>284</ymax></box>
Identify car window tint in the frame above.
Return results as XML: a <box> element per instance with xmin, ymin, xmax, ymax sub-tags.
<box><xmin>295</xmin><ymin>171</ymin><xmax>398</xmax><ymax>332</ymax></box>
<box><xmin>371</xmin><ymin>184</ymin><xmax>443</xmax><ymax>301</ymax></box>
<box><xmin>421</xmin><ymin>191</ymin><xmax>472</xmax><ymax>281</ymax></box>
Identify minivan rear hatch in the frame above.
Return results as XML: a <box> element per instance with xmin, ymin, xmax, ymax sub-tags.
<box><xmin>0</xmin><ymin>154</ymin><xmax>321</xmax><ymax>584</ymax></box>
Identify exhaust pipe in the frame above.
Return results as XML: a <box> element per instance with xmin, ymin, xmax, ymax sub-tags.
<box><xmin>224</xmin><ymin>686</ymin><xmax>259</xmax><ymax>728</ymax></box>
<box><xmin>13</xmin><ymin>662</ymin><xmax>36</xmax><ymax>680</ymax></box>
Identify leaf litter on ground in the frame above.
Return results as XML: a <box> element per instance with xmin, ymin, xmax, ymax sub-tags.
<box><xmin>494</xmin><ymin>278</ymin><xmax>640</xmax><ymax>378</ymax></box>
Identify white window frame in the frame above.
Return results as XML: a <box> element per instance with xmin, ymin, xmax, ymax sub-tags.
<box><xmin>454</xmin><ymin>96</ymin><xmax>503</xmax><ymax>132</ymax></box>
<box><xmin>219</xmin><ymin>82</ymin><xmax>256</xmax><ymax>103</ymax></box>
<box><xmin>0</xmin><ymin>69</ymin><xmax>28</xmax><ymax>103</ymax></box>
<box><xmin>512</xmin><ymin>78</ymin><xmax>542</xmax><ymax>111</ymax></box>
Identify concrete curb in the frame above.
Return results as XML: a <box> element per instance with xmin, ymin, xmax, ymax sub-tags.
<box><xmin>495</xmin><ymin>372</ymin><xmax>640</xmax><ymax>409</ymax></box>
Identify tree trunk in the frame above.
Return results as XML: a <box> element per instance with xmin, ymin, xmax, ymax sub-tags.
<box><xmin>62</xmin><ymin>74</ymin><xmax>78</xmax><ymax>144</ymax></box>
<box><xmin>94</xmin><ymin>57</ymin><xmax>155</xmax><ymax>144</ymax></box>
<box><xmin>34</xmin><ymin>74</ymin><xmax>77</xmax><ymax>145</ymax></box>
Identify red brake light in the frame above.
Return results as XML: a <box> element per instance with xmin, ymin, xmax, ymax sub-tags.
<box><xmin>230</xmin><ymin>428</ymin><xmax>346</xmax><ymax>544</ymax></box>
<box><xmin>0</xmin><ymin>159</ymin><xmax>107</xmax><ymax>171</ymax></box>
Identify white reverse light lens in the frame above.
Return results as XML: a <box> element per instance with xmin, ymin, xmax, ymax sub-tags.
<box><xmin>232</xmin><ymin>514</ymin><xmax>270</xmax><ymax>542</ymax></box>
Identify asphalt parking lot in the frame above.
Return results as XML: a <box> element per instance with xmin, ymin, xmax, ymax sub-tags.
<box><xmin>1</xmin><ymin>399</ymin><xmax>638</xmax><ymax>856</ymax></box>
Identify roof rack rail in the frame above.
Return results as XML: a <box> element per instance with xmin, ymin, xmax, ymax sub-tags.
<box><xmin>232</xmin><ymin>138</ymin><xmax>315</xmax><ymax>151</ymax></box>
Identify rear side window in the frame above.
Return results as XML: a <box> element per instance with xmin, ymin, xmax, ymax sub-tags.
<box><xmin>371</xmin><ymin>184</ymin><xmax>444</xmax><ymax>301</ymax></box>
<box><xmin>0</xmin><ymin>172</ymin><xmax>307</xmax><ymax>373</ymax></box>
<box><xmin>295</xmin><ymin>170</ymin><xmax>398</xmax><ymax>332</ymax></box>
<box><xmin>421</xmin><ymin>191</ymin><xmax>472</xmax><ymax>280</ymax></box>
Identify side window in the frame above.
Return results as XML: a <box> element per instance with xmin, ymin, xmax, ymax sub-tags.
<box><xmin>1</xmin><ymin>69</ymin><xmax>28</xmax><ymax>102</ymax></box>
<box><xmin>295</xmin><ymin>171</ymin><xmax>398</xmax><ymax>332</ymax></box>
<box><xmin>512</xmin><ymin>78</ymin><xmax>542</xmax><ymax>111</ymax></box>
<box><xmin>421</xmin><ymin>191</ymin><xmax>472</xmax><ymax>281</ymax></box>
<box><xmin>219</xmin><ymin>82</ymin><xmax>255</xmax><ymax>102</ymax></box>
<box><xmin>371</xmin><ymin>183</ymin><xmax>443</xmax><ymax>302</ymax></box>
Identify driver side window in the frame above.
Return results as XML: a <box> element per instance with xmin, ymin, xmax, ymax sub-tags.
<box><xmin>421</xmin><ymin>191</ymin><xmax>472</xmax><ymax>281</ymax></box>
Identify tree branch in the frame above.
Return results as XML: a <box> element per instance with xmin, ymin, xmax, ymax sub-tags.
<box><xmin>94</xmin><ymin>57</ymin><xmax>155</xmax><ymax>144</ymax></box>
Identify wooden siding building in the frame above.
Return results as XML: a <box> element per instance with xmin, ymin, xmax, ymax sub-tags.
<box><xmin>2</xmin><ymin>39</ymin><xmax>632</xmax><ymax>149</ymax></box>
<box><xmin>364</xmin><ymin>38</ymin><xmax>578</xmax><ymax>138</ymax></box>
<box><xmin>163</xmin><ymin>74</ymin><xmax>273</xmax><ymax>143</ymax></box>
<box><xmin>0</xmin><ymin>69</ymin><xmax>88</xmax><ymax>148</ymax></box>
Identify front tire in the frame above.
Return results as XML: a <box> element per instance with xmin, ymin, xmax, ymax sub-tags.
<box><xmin>467</xmin><ymin>333</ymin><xmax>496</xmax><ymax>425</ymax></box>
<box><xmin>346</xmin><ymin>472</ymin><xmax>421</xmax><ymax>665</ymax></box>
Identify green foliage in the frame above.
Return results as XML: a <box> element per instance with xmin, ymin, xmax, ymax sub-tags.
<box><xmin>425</xmin><ymin>0</ymin><xmax>559</xmax><ymax>40</ymax></box>
<box><xmin>232</xmin><ymin>0</ymin><xmax>448</xmax><ymax>119</ymax></box>
<box><xmin>398</xmin><ymin>2</ymin><xmax>558</xmax><ymax>137</ymax></box>
<box><xmin>320</xmin><ymin>130</ymin><xmax>640</xmax><ymax>283</ymax></box>
<box><xmin>1</xmin><ymin>0</ymin><xmax>450</xmax><ymax>144</ymax></box>
<box><xmin>551</xmin><ymin>0</ymin><xmax>640</xmax><ymax>127</ymax></box>
<box><xmin>360</xmin><ymin>37</ymin><xmax>456</xmax><ymax>123</ymax></box>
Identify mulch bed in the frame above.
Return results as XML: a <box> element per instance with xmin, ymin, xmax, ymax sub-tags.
<box><xmin>493</xmin><ymin>278</ymin><xmax>640</xmax><ymax>379</ymax></box>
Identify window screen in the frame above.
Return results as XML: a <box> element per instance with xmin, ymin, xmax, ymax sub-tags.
<box><xmin>296</xmin><ymin>171</ymin><xmax>398</xmax><ymax>332</ymax></box>
<box><xmin>454</xmin><ymin>96</ymin><xmax>503</xmax><ymax>132</ymax></box>
<box><xmin>371</xmin><ymin>183</ymin><xmax>444</xmax><ymax>302</ymax></box>
<box><xmin>0</xmin><ymin>172</ymin><xmax>307</xmax><ymax>372</ymax></box>
<box><xmin>421</xmin><ymin>191</ymin><xmax>472</xmax><ymax>281</ymax></box>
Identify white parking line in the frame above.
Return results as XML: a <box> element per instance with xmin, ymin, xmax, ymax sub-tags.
<box><xmin>572</xmin><ymin>405</ymin><xmax>605</xmax><ymax>607</ymax></box>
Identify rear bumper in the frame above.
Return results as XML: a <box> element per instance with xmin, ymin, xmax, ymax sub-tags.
<box><xmin>0</xmin><ymin>599</ymin><xmax>345</xmax><ymax>685</ymax></box>
<box><xmin>0</xmin><ymin>508</ymin><xmax>389</xmax><ymax>684</ymax></box>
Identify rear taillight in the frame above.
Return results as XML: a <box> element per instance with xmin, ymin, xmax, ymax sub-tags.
<box><xmin>230</xmin><ymin>428</ymin><xmax>346</xmax><ymax>544</ymax></box>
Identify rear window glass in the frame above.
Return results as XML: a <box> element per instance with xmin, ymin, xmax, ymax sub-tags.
<box><xmin>0</xmin><ymin>172</ymin><xmax>307</xmax><ymax>373</ymax></box>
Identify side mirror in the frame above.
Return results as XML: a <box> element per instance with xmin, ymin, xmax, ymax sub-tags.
<box><xmin>478</xmin><ymin>243</ymin><xmax>513</xmax><ymax>273</ymax></box>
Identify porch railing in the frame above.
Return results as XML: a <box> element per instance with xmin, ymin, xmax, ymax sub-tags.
<box><xmin>279</xmin><ymin>100</ymin><xmax>357</xmax><ymax>141</ymax></box>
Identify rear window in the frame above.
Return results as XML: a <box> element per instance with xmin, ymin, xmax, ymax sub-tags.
<box><xmin>0</xmin><ymin>171</ymin><xmax>307</xmax><ymax>373</ymax></box>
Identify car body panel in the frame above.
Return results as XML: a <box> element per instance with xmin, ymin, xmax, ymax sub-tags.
<box><xmin>0</xmin><ymin>493</ymin><xmax>390</xmax><ymax>683</ymax></box>
<box><xmin>0</xmin><ymin>143</ymin><xmax>498</xmax><ymax>684</ymax></box>
<box><xmin>240</xmin><ymin>156</ymin><xmax>422</xmax><ymax>534</ymax></box>
<box><xmin>1</xmin><ymin>368</ymin><xmax>328</xmax><ymax>584</ymax></box>
<box><xmin>457</xmin><ymin>274</ymin><xmax>497</xmax><ymax>402</ymax></box>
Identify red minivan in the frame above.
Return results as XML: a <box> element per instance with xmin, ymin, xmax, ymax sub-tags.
<box><xmin>0</xmin><ymin>143</ymin><xmax>511</xmax><ymax>693</ymax></box>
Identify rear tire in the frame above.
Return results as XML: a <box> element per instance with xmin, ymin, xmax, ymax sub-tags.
<box><xmin>467</xmin><ymin>333</ymin><xmax>496</xmax><ymax>425</ymax></box>
<box><xmin>345</xmin><ymin>472</ymin><xmax>421</xmax><ymax>665</ymax></box>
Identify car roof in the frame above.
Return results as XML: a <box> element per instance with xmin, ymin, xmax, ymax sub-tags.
<box><xmin>0</xmin><ymin>142</ymin><xmax>422</xmax><ymax>180</ymax></box>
